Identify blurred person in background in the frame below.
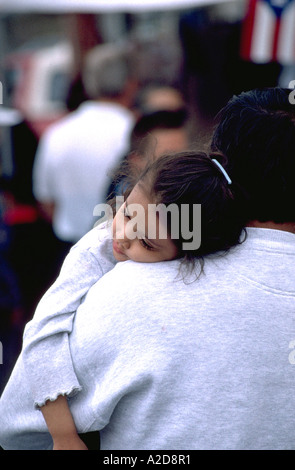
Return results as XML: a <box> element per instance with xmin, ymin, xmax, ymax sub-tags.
<box><xmin>105</xmin><ymin>108</ymin><xmax>191</xmax><ymax>201</ymax></box>
<box><xmin>1</xmin><ymin>117</ymin><xmax>62</xmax><ymax>315</ymax></box>
<box><xmin>0</xmin><ymin>110</ymin><xmax>63</xmax><ymax>392</ymax></box>
<box><xmin>134</xmin><ymin>83</ymin><xmax>186</xmax><ymax>114</ymax></box>
<box><xmin>105</xmin><ymin>82</ymin><xmax>191</xmax><ymax>202</ymax></box>
<box><xmin>32</xmin><ymin>43</ymin><xmax>137</xmax><ymax>264</ymax></box>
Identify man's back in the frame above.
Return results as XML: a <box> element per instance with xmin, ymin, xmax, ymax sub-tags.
<box><xmin>33</xmin><ymin>101</ymin><xmax>134</xmax><ymax>242</ymax></box>
<box><xmin>69</xmin><ymin>227</ymin><xmax>295</xmax><ymax>449</ymax></box>
<box><xmin>0</xmin><ymin>227</ymin><xmax>294</xmax><ymax>450</ymax></box>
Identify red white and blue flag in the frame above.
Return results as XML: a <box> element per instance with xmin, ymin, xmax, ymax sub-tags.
<box><xmin>240</xmin><ymin>0</ymin><xmax>295</xmax><ymax>64</ymax></box>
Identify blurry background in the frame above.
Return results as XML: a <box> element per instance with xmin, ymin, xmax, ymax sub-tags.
<box><xmin>0</xmin><ymin>0</ymin><xmax>294</xmax><ymax>391</ymax></box>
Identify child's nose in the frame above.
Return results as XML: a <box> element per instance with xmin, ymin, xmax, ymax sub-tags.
<box><xmin>120</xmin><ymin>238</ymin><xmax>131</xmax><ymax>249</ymax></box>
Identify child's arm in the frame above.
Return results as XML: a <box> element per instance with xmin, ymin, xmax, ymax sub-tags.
<box><xmin>22</xmin><ymin>246</ymin><xmax>101</xmax><ymax>407</ymax></box>
<box><xmin>40</xmin><ymin>395</ymin><xmax>88</xmax><ymax>450</ymax></box>
<box><xmin>22</xmin><ymin>227</ymin><xmax>115</xmax><ymax>410</ymax></box>
<box><xmin>40</xmin><ymin>396</ymin><xmax>88</xmax><ymax>450</ymax></box>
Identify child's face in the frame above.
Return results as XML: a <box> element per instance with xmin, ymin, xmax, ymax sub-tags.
<box><xmin>112</xmin><ymin>183</ymin><xmax>179</xmax><ymax>263</ymax></box>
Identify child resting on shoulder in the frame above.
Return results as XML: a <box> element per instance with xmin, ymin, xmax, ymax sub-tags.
<box><xmin>17</xmin><ymin>150</ymin><xmax>245</xmax><ymax>449</ymax></box>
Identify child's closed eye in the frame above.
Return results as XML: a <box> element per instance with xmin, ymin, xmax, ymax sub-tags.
<box><xmin>139</xmin><ymin>238</ymin><xmax>154</xmax><ymax>251</ymax></box>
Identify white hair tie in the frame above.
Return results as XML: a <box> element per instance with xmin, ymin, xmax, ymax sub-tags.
<box><xmin>211</xmin><ymin>159</ymin><xmax>232</xmax><ymax>185</ymax></box>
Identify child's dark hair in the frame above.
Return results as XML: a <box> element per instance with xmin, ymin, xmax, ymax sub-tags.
<box><xmin>136</xmin><ymin>150</ymin><xmax>247</xmax><ymax>276</ymax></box>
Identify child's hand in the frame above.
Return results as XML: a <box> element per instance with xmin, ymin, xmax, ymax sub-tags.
<box><xmin>53</xmin><ymin>433</ymin><xmax>88</xmax><ymax>450</ymax></box>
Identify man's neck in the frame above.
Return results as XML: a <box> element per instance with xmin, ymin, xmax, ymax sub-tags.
<box><xmin>247</xmin><ymin>220</ymin><xmax>295</xmax><ymax>234</ymax></box>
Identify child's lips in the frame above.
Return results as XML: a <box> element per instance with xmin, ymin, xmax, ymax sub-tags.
<box><xmin>113</xmin><ymin>241</ymin><xmax>124</xmax><ymax>255</ymax></box>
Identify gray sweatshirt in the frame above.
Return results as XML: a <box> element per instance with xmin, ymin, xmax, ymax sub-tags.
<box><xmin>0</xmin><ymin>228</ymin><xmax>295</xmax><ymax>450</ymax></box>
<box><xmin>21</xmin><ymin>222</ymin><xmax>116</xmax><ymax>408</ymax></box>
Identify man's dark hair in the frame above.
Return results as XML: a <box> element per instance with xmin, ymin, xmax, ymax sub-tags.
<box><xmin>129</xmin><ymin>109</ymin><xmax>188</xmax><ymax>154</ymax></box>
<box><xmin>211</xmin><ymin>87</ymin><xmax>295</xmax><ymax>224</ymax></box>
